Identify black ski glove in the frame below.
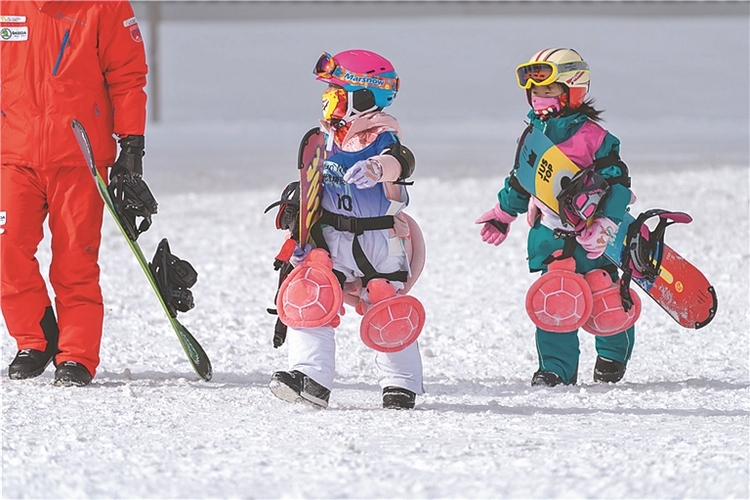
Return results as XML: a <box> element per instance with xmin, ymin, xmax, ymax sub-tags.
<box><xmin>110</xmin><ymin>135</ymin><xmax>145</xmax><ymax>180</ymax></box>
<box><xmin>107</xmin><ymin>134</ymin><xmax>157</xmax><ymax>241</ymax></box>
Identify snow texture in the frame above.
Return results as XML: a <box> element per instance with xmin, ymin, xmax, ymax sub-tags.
<box><xmin>2</xmin><ymin>7</ymin><xmax>748</xmax><ymax>499</ymax></box>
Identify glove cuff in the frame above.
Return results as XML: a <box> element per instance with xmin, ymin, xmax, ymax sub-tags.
<box><xmin>119</xmin><ymin>135</ymin><xmax>145</xmax><ymax>156</ymax></box>
<box><xmin>492</xmin><ymin>203</ymin><xmax>518</xmax><ymax>224</ymax></box>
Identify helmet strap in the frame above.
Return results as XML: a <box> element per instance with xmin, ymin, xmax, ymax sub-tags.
<box><xmin>328</xmin><ymin>89</ymin><xmax>380</xmax><ymax>130</ymax></box>
<box><xmin>333</xmin><ymin>122</ymin><xmax>352</xmax><ymax>145</ymax></box>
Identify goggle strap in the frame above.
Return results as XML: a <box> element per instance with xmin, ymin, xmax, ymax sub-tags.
<box><xmin>519</xmin><ymin>60</ymin><xmax>589</xmax><ymax>73</ymax></box>
<box><xmin>314</xmin><ymin>52</ymin><xmax>399</xmax><ymax>92</ymax></box>
<box><xmin>330</xmin><ymin>66</ymin><xmax>399</xmax><ymax>91</ymax></box>
<box><xmin>554</xmin><ymin>61</ymin><xmax>589</xmax><ymax>73</ymax></box>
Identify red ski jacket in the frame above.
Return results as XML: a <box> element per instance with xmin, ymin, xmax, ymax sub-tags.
<box><xmin>0</xmin><ymin>1</ymin><xmax>147</xmax><ymax>170</ymax></box>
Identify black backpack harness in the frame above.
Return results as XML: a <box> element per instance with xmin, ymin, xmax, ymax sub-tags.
<box><xmin>310</xmin><ymin>209</ymin><xmax>409</xmax><ymax>287</ymax></box>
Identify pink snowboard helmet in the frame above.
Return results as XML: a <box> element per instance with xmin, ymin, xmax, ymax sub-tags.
<box><xmin>313</xmin><ymin>49</ymin><xmax>399</xmax><ymax>124</ymax></box>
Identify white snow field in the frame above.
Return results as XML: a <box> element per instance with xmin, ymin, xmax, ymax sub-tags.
<box><xmin>2</xmin><ymin>4</ymin><xmax>748</xmax><ymax>499</ymax></box>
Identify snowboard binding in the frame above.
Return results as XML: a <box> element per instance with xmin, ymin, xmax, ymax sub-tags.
<box><xmin>556</xmin><ymin>166</ymin><xmax>611</xmax><ymax>231</ymax></box>
<box><xmin>625</xmin><ymin>209</ymin><xmax>692</xmax><ymax>282</ymax></box>
<box><xmin>264</xmin><ymin>181</ymin><xmax>303</xmax><ymax>347</ymax></box>
<box><xmin>264</xmin><ymin>181</ymin><xmax>300</xmax><ymax>238</ymax></box>
<box><xmin>619</xmin><ymin>209</ymin><xmax>692</xmax><ymax>309</ymax></box>
<box><xmin>150</xmin><ymin>238</ymin><xmax>198</xmax><ymax>318</ymax></box>
<box><xmin>108</xmin><ymin>173</ymin><xmax>158</xmax><ymax>241</ymax></box>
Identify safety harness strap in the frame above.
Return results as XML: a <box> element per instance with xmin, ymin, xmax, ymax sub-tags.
<box><xmin>317</xmin><ymin>210</ymin><xmax>395</xmax><ymax>234</ymax></box>
<box><xmin>543</xmin><ymin>230</ymin><xmax>578</xmax><ymax>265</ymax></box>
<box><xmin>312</xmin><ymin>209</ymin><xmax>408</xmax><ymax>285</ymax></box>
<box><xmin>593</xmin><ymin>151</ymin><xmax>631</xmax><ymax>188</ymax></box>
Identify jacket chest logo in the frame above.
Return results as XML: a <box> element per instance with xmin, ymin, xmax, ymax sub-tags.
<box><xmin>0</xmin><ymin>26</ymin><xmax>28</xmax><ymax>41</ymax></box>
<box><xmin>0</xmin><ymin>15</ymin><xmax>26</xmax><ymax>23</ymax></box>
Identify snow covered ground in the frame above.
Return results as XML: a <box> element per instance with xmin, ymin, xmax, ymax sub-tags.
<box><xmin>2</xmin><ymin>6</ymin><xmax>749</xmax><ymax>499</ymax></box>
<box><xmin>2</xmin><ymin>165</ymin><xmax>748</xmax><ymax>499</ymax></box>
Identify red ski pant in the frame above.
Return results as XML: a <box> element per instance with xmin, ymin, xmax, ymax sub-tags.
<box><xmin>1</xmin><ymin>164</ymin><xmax>106</xmax><ymax>376</ymax></box>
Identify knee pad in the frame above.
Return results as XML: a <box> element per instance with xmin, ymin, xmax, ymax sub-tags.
<box><xmin>525</xmin><ymin>256</ymin><xmax>593</xmax><ymax>333</ymax></box>
<box><xmin>360</xmin><ymin>279</ymin><xmax>425</xmax><ymax>353</ymax></box>
<box><xmin>582</xmin><ymin>269</ymin><xmax>642</xmax><ymax>336</ymax></box>
<box><xmin>277</xmin><ymin>249</ymin><xmax>343</xmax><ymax>329</ymax></box>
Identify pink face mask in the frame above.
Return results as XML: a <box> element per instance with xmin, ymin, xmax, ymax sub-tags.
<box><xmin>531</xmin><ymin>95</ymin><xmax>563</xmax><ymax>119</ymax></box>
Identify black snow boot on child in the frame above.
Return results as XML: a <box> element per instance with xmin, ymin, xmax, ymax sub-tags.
<box><xmin>531</xmin><ymin>368</ymin><xmax>578</xmax><ymax>387</ymax></box>
<box><xmin>269</xmin><ymin>370</ymin><xmax>330</xmax><ymax>408</ymax></box>
<box><xmin>593</xmin><ymin>356</ymin><xmax>626</xmax><ymax>383</ymax></box>
<box><xmin>382</xmin><ymin>386</ymin><xmax>416</xmax><ymax>409</ymax></box>
<box><xmin>531</xmin><ymin>370</ymin><xmax>564</xmax><ymax>387</ymax></box>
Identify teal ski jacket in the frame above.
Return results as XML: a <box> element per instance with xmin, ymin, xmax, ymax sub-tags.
<box><xmin>497</xmin><ymin>111</ymin><xmax>632</xmax><ymax>273</ymax></box>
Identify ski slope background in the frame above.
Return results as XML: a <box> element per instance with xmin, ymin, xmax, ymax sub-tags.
<box><xmin>2</xmin><ymin>5</ymin><xmax>749</xmax><ymax>499</ymax></box>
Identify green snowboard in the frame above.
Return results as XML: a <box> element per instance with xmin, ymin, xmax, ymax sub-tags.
<box><xmin>71</xmin><ymin>119</ymin><xmax>212</xmax><ymax>380</ymax></box>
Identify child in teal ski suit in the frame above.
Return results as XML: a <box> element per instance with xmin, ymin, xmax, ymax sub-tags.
<box><xmin>477</xmin><ymin>48</ymin><xmax>636</xmax><ymax>386</ymax></box>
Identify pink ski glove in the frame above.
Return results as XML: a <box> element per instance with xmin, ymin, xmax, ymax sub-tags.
<box><xmin>475</xmin><ymin>203</ymin><xmax>517</xmax><ymax>246</ymax></box>
<box><xmin>344</xmin><ymin>159</ymin><xmax>383</xmax><ymax>189</ymax></box>
<box><xmin>576</xmin><ymin>217</ymin><xmax>618</xmax><ymax>259</ymax></box>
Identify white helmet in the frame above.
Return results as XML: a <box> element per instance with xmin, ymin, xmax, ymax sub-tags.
<box><xmin>516</xmin><ymin>48</ymin><xmax>590</xmax><ymax>109</ymax></box>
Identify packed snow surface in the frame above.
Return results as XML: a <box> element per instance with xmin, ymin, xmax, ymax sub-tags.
<box><xmin>2</xmin><ymin>164</ymin><xmax>748</xmax><ymax>499</ymax></box>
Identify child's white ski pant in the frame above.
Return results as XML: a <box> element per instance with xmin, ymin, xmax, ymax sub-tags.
<box><xmin>286</xmin><ymin>326</ymin><xmax>424</xmax><ymax>395</ymax></box>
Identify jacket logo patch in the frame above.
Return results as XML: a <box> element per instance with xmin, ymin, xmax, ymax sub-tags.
<box><xmin>0</xmin><ymin>26</ymin><xmax>27</xmax><ymax>41</ymax></box>
<box><xmin>0</xmin><ymin>211</ymin><xmax>6</xmax><ymax>234</ymax></box>
<box><xmin>123</xmin><ymin>16</ymin><xmax>138</xmax><ymax>27</ymax></box>
<box><xmin>0</xmin><ymin>15</ymin><xmax>26</xmax><ymax>23</ymax></box>
<box><xmin>129</xmin><ymin>25</ymin><xmax>142</xmax><ymax>42</ymax></box>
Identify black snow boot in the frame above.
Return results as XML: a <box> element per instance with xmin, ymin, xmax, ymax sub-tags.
<box><xmin>531</xmin><ymin>370</ymin><xmax>564</xmax><ymax>387</ymax></box>
<box><xmin>8</xmin><ymin>306</ymin><xmax>59</xmax><ymax>380</ymax></box>
<box><xmin>382</xmin><ymin>386</ymin><xmax>416</xmax><ymax>409</ymax></box>
<box><xmin>8</xmin><ymin>349</ymin><xmax>55</xmax><ymax>380</ymax></box>
<box><xmin>269</xmin><ymin>370</ymin><xmax>330</xmax><ymax>408</ymax></box>
<box><xmin>54</xmin><ymin>361</ymin><xmax>92</xmax><ymax>387</ymax></box>
<box><xmin>593</xmin><ymin>356</ymin><xmax>626</xmax><ymax>383</ymax></box>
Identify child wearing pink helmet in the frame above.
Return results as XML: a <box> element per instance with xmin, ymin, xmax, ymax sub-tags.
<box><xmin>269</xmin><ymin>50</ymin><xmax>426</xmax><ymax>409</ymax></box>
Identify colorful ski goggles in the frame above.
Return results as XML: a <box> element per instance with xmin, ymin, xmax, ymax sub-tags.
<box><xmin>321</xmin><ymin>87</ymin><xmax>348</xmax><ymax>122</ymax></box>
<box><xmin>516</xmin><ymin>60</ymin><xmax>589</xmax><ymax>89</ymax></box>
<box><xmin>313</xmin><ymin>52</ymin><xmax>399</xmax><ymax>92</ymax></box>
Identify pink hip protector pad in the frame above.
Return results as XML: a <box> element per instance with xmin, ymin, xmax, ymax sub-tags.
<box><xmin>360</xmin><ymin>279</ymin><xmax>425</xmax><ymax>352</ymax></box>
<box><xmin>525</xmin><ymin>256</ymin><xmax>593</xmax><ymax>333</ymax></box>
<box><xmin>582</xmin><ymin>269</ymin><xmax>641</xmax><ymax>336</ymax></box>
<box><xmin>277</xmin><ymin>249</ymin><xmax>343</xmax><ymax>329</ymax></box>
